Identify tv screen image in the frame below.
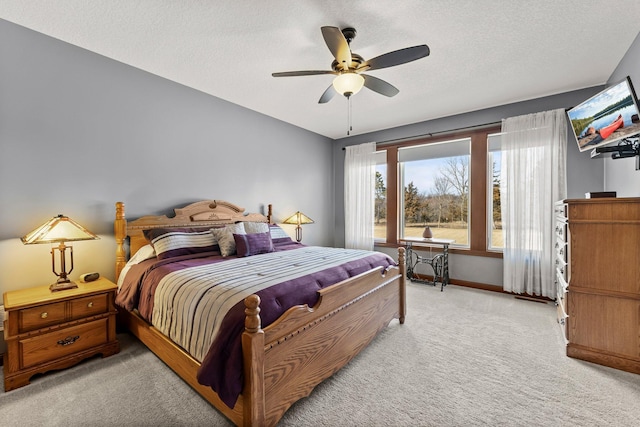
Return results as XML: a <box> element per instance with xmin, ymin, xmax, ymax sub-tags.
<box><xmin>567</xmin><ymin>76</ymin><xmax>640</xmax><ymax>152</ymax></box>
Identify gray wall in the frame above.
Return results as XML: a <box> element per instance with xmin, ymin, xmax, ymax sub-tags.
<box><xmin>605</xmin><ymin>31</ymin><xmax>640</xmax><ymax>196</ymax></box>
<box><xmin>0</xmin><ymin>20</ymin><xmax>333</xmax><ymax>294</ymax></box>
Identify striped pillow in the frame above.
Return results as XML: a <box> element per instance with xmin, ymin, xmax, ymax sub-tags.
<box><xmin>144</xmin><ymin>228</ymin><xmax>218</xmax><ymax>260</ymax></box>
<box><xmin>269</xmin><ymin>224</ymin><xmax>293</xmax><ymax>243</ymax></box>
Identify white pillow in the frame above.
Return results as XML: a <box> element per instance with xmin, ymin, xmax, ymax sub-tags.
<box><xmin>211</xmin><ymin>223</ymin><xmax>246</xmax><ymax>256</ymax></box>
<box><xmin>130</xmin><ymin>244</ymin><xmax>157</xmax><ymax>263</ymax></box>
<box><xmin>117</xmin><ymin>244</ymin><xmax>156</xmax><ymax>291</ymax></box>
<box><xmin>243</xmin><ymin>221</ymin><xmax>269</xmax><ymax>234</ymax></box>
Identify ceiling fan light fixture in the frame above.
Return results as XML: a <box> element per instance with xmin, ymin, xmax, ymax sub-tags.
<box><xmin>332</xmin><ymin>72</ymin><xmax>365</xmax><ymax>97</ymax></box>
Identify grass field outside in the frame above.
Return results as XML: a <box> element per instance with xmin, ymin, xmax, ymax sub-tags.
<box><xmin>374</xmin><ymin>222</ymin><xmax>504</xmax><ymax>248</ymax></box>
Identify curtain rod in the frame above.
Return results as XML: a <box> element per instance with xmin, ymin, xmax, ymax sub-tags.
<box><xmin>342</xmin><ymin>121</ymin><xmax>501</xmax><ymax>150</ymax></box>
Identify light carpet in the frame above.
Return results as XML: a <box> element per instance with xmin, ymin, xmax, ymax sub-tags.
<box><xmin>1</xmin><ymin>283</ymin><xmax>639</xmax><ymax>426</ymax></box>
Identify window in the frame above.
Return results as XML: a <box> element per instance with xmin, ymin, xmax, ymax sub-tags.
<box><xmin>374</xmin><ymin>151</ymin><xmax>387</xmax><ymax>241</ymax></box>
<box><xmin>487</xmin><ymin>133</ymin><xmax>503</xmax><ymax>250</ymax></box>
<box><xmin>398</xmin><ymin>138</ymin><xmax>471</xmax><ymax>246</ymax></box>
<box><xmin>375</xmin><ymin>126</ymin><xmax>502</xmax><ymax>257</ymax></box>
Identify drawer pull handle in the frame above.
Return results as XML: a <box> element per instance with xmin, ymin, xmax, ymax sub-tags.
<box><xmin>87</xmin><ymin>302</ymin><xmax>94</xmax><ymax>308</ymax></box>
<box><xmin>57</xmin><ymin>335</ymin><xmax>80</xmax><ymax>346</ymax></box>
<box><xmin>41</xmin><ymin>312</ymin><xmax>48</xmax><ymax>319</ymax></box>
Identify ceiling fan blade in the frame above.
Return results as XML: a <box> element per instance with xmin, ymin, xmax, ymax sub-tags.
<box><xmin>321</xmin><ymin>26</ymin><xmax>351</xmax><ymax>71</ymax></box>
<box><xmin>358</xmin><ymin>45</ymin><xmax>430</xmax><ymax>71</ymax></box>
<box><xmin>272</xmin><ymin>70</ymin><xmax>337</xmax><ymax>77</ymax></box>
<box><xmin>318</xmin><ymin>85</ymin><xmax>337</xmax><ymax>104</ymax></box>
<box><xmin>362</xmin><ymin>74</ymin><xmax>399</xmax><ymax>97</ymax></box>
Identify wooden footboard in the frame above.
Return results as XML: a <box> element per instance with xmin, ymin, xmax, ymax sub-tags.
<box><xmin>114</xmin><ymin>201</ymin><xmax>406</xmax><ymax>426</ymax></box>
<box><xmin>244</xmin><ymin>258</ymin><xmax>406</xmax><ymax>425</ymax></box>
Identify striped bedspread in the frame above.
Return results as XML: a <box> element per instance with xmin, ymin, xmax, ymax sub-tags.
<box><xmin>117</xmin><ymin>243</ymin><xmax>396</xmax><ymax>407</ymax></box>
<box><xmin>153</xmin><ymin>246</ymin><xmax>391</xmax><ymax>362</ymax></box>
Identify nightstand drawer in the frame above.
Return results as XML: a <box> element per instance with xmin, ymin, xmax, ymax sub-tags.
<box><xmin>19</xmin><ymin>301</ymin><xmax>67</xmax><ymax>333</ymax></box>
<box><xmin>70</xmin><ymin>294</ymin><xmax>108</xmax><ymax>320</ymax></box>
<box><xmin>19</xmin><ymin>318</ymin><xmax>108</xmax><ymax>369</ymax></box>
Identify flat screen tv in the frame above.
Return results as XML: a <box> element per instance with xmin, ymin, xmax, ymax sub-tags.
<box><xmin>567</xmin><ymin>76</ymin><xmax>640</xmax><ymax>152</ymax></box>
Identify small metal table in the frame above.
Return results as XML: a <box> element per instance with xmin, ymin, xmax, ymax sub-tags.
<box><xmin>401</xmin><ymin>238</ymin><xmax>454</xmax><ymax>291</ymax></box>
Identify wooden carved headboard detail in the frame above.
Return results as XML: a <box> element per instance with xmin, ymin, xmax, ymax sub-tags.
<box><xmin>115</xmin><ymin>200</ymin><xmax>272</xmax><ymax>280</ymax></box>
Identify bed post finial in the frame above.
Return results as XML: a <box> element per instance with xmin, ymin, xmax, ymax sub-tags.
<box><xmin>267</xmin><ymin>204</ymin><xmax>273</xmax><ymax>224</ymax></box>
<box><xmin>244</xmin><ymin>294</ymin><xmax>261</xmax><ymax>333</ymax></box>
<box><xmin>115</xmin><ymin>202</ymin><xmax>127</xmax><ymax>281</ymax></box>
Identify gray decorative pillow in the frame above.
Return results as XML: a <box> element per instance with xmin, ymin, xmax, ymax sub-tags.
<box><xmin>211</xmin><ymin>223</ymin><xmax>246</xmax><ymax>256</ymax></box>
<box><xmin>243</xmin><ymin>221</ymin><xmax>269</xmax><ymax>234</ymax></box>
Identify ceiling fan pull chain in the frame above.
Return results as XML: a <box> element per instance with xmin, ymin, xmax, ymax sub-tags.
<box><xmin>347</xmin><ymin>96</ymin><xmax>352</xmax><ymax>136</ymax></box>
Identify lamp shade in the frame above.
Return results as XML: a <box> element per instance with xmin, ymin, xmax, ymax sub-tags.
<box><xmin>332</xmin><ymin>73</ymin><xmax>365</xmax><ymax>97</ymax></box>
<box><xmin>282</xmin><ymin>211</ymin><xmax>314</xmax><ymax>226</ymax></box>
<box><xmin>21</xmin><ymin>215</ymin><xmax>99</xmax><ymax>244</ymax></box>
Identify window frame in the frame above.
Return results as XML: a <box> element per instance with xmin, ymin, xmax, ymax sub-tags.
<box><xmin>376</xmin><ymin>126</ymin><xmax>503</xmax><ymax>259</ymax></box>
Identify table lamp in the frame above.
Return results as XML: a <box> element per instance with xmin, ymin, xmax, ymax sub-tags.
<box><xmin>21</xmin><ymin>214</ymin><xmax>99</xmax><ymax>291</ymax></box>
<box><xmin>282</xmin><ymin>211</ymin><xmax>314</xmax><ymax>242</ymax></box>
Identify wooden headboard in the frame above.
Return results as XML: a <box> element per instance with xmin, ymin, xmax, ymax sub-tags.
<box><xmin>115</xmin><ymin>200</ymin><xmax>272</xmax><ymax>280</ymax></box>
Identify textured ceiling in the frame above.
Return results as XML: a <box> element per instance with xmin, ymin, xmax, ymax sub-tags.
<box><xmin>2</xmin><ymin>1</ymin><xmax>640</xmax><ymax>139</ymax></box>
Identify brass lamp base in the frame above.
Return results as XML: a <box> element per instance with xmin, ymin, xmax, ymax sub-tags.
<box><xmin>50</xmin><ymin>280</ymin><xmax>78</xmax><ymax>292</ymax></box>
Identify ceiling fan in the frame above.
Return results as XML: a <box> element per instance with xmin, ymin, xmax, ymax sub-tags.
<box><xmin>272</xmin><ymin>26</ymin><xmax>430</xmax><ymax>103</ymax></box>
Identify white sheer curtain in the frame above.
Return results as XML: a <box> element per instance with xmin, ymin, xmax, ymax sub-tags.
<box><xmin>501</xmin><ymin>109</ymin><xmax>567</xmax><ymax>297</ymax></box>
<box><xmin>344</xmin><ymin>142</ymin><xmax>376</xmax><ymax>250</ymax></box>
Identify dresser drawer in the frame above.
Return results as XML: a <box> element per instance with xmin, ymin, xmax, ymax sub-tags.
<box><xmin>19</xmin><ymin>301</ymin><xmax>67</xmax><ymax>333</ymax></box>
<box><xmin>555</xmin><ymin>238</ymin><xmax>567</xmax><ymax>261</ymax></box>
<box><xmin>556</xmin><ymin>271</ymin><xmax>568</xmax><ymax>293</ymax></box>
<box><xmin>556</xmin><ymin>296</ymin><xmax>568</xmax><ymax>344</ymax></box>
<box><xmin>70</xmin><ymin>294</ymin><xmax>108</xmax><ymax>320</ymax></box>
<box><xmin>554</xmin><ymin>221</ymin><xmax>567</xmax><ymax>242</ymax></box>
<box><xmin>554</xmin><ymin>201</ymin><xmax>567</xmax><ymax>217</ymax></box>
<box><xmin>19</xmin><ymin>318</ymin><xmax>108</xmax><ymax>369</ymax></box>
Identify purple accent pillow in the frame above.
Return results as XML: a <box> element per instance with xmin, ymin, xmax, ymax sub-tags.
<box><xmin>233</xmin><ymin>232</ymin><xmax>274</xmax><ymax>257</ymax></box>
<box><xmin>143</xmin><ymin>228</ymin><xmax>218</xmax><ymax>260</ymax></box>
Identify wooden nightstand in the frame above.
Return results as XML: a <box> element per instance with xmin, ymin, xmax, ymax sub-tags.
<box><xmin>3</xmin><ymin>277</ymin><xmax>120</xmax><ymax>391</ymax></box>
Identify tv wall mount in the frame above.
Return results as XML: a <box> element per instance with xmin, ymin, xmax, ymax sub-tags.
<box><xmin>595</xmin><ymin>136</ymin><xmax>640</xmax><ymax>170</ymax></box>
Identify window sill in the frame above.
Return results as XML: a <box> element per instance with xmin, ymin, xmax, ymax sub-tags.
<box><xmin>375</xmin><ymin>242</ymin><xmax>503</xmax><ymax>259</ymax></box>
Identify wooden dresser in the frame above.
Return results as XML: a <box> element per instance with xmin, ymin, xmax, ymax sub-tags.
<box><xmin>556</xmin><ymin>197</ymin><xmax>640</xmax><ymax>374</ymax></box>
<box><xmin>3</xmin><ymin>278</ymin><xmax>119</xmax><ymax>391</ymax></box>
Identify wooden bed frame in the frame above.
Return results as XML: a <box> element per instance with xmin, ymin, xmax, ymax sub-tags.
<box><xmin>114</xmin><ymin>200</ymin><xmax>406</xmax><ymax>426</ymax></box>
